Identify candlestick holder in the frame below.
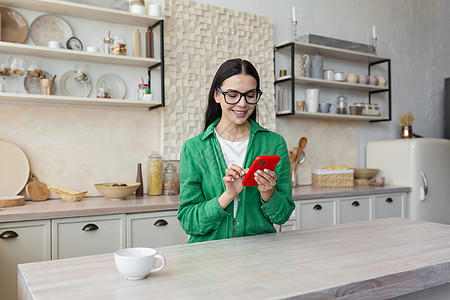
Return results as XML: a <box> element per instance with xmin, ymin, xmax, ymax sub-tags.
<box><xmin>372</xmin><ymin>37</ymin><xmax>377</xmax><ymax>53</ymax></box>
<box><xmin>292</xmin><ymin>20</ymin><xmax>298</xmax><ymax>41</ymax></box>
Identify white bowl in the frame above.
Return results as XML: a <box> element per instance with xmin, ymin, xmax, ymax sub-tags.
<box><xmin>114</xmin><ymin>247</ymin><xmax>166</xmax><ymax>280</ymax></box>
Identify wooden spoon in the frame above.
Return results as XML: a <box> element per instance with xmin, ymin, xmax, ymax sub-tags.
<box><xmin>25</xmin><ymin>172</ymin><xmax>50</xmax><ymax>201</ymax></box>
<box><xmin>294</xmin><ymin>137</ymin><xmax>308</xmax><ymax>172</ymax></box>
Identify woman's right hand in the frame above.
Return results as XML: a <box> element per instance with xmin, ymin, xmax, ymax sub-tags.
<box><xmin>218</xmin><ymin>164</ymin><xmax>247</xmax><ymax>209</ymax></box>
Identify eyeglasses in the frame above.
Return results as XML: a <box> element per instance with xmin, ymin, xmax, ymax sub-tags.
<box><xmin>216</xmin><ymin>87</ymin><xmax>262</xmax><ymax>105</ymax></box>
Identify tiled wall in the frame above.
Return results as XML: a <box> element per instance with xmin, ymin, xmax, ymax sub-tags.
<box><xmin>162</xmin><ymin>0</ymin><xmax>275</xmax><ymax>160</ymax></box>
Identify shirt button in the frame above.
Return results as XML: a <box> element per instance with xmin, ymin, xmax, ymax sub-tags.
<box><xmin>238</xmin><ymin>198</ymin><xmax>241</xmax><ymax>201</ymax></box>
<box><xmin>237</xmin><ymin>222</ymin><xmax>240</xmax><ymax>225</ymax></box>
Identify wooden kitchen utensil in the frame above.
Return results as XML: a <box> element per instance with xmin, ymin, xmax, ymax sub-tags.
<box><xmin>294</xmin><ymin>137</ymin><xmax>308</xmax><ymax>171</ymax></box>
<box><xmin>25</xmin><ymin>172</ymin><xmax>50</xmax><ymax>201</ymax></box>
<box><xmin>0</xmin><ymin>195</ymin><xmax>25</xmax><ymax>207</ymax></box>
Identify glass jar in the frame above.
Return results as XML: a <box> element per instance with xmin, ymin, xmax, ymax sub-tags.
<box><xmin>163</xmin><ymin>163</ymin><xmax>179</xmax><ymax>195</ymax></box>
<box><xmin>103</xmin><ymin>37</ymin><xmax>112</xmax><ymax>55</ymax></box>
<box><xmin>147</xmin><ymin>151</ymin><xmax>163</xmax><ymax>195</ymax></box>
<box><xmin>138</xmin><ymin>83</ymin><xmax>149</xmax><ymax>100</ymax></box>
<box><xmin>112</xmin><ymin>36</ymin><xmax>127</xmax><ymax>55</ymax></box>
<box><xmin>336</xmin><ymin>92</ymin><xmax>347</xmax><ymax>114</ymax></box>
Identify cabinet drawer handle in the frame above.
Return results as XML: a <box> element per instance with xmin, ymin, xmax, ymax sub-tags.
<box><xmin>0</xmin><ymin>230</ymin><xmax>19</xmax><ymax>239</ymax></box>
<box><xmin>313</xmin><ymin>204</ymin><xmax>322</xmax><ymax>211</ymax></box>
<box><xmin>386</xmin><ymin>198</ymin><xmax>393</xmax><ymax>203</ymax></box>
<box><xmin>154</xmin><ymin>219</ymin><xmax>168</xmax><ymax>226</ymax></box>
<box><xmin>82</xmin><ymin>224</ymin><xmax>99</xmax><ymax>231</ymax></box>
<box><xmin>352</xmin><ymin>201</ymin><xmax>360</xmax><ymax>207</ymax></box>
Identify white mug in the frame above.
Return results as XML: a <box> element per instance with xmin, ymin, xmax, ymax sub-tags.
<box><xmin>305</xmin><ymin>89</ymin><xmax>319</xmax><ymax>113</ymax></box>
<box><xmin>115</xmin><ymin>247</ymin><xmax>166</xmax><ymax>280</ymax></box>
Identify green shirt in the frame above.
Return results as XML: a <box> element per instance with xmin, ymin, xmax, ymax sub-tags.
<box><xmin>177</xmin><ymin>118</ymin><xmax>295</xmax><ymax>243</ymax></box>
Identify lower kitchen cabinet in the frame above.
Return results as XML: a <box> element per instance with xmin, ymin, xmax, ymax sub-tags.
<box><xmin>374</xmin><ymin>194</ymin><xmax>405</xmax><ymax>219</ymax></box>
<box><xmin>338</xmin><ymin>196</ymin><xmax>371</xmax><ymax>224</ymax></box>
<box><xmin>0</xmin><ymin>220</ymin><xmax>51</xmax><ymax>300</ymax></box>
<box><xmin>127</xmin><ymin>211</ymin><xmax>189</xmax><ymax>248</ymax></box>
<box><xmin>299</xmin><ymin>199</ymin><xmax>336</xmax><ymax>230</ymax></box>
<box><xmin>52</xmin><ymin>214</ymin><xmax>126</xmax><ymax>259</ymax></box>
<box><xmin>280</xmin><ymin>193</ymin><xmax>406</xmax><ymax>232</ymax></box>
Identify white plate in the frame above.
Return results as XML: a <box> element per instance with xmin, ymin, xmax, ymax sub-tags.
<box><xmin>0</xmin><ymin>140</ymin><xmax>30</xmax><ymax>196</ymax></box>
<box><xmin>59</xmin><ymin>70</ymin><xmax>92</xmax><ymax>97</ymax></box>
<box><xmin>95</xmin><ymin>74</ymin><xmax>126</xmax><ymax>99</ymax></box>
<box><xmin>30</xmin><ymin>14</ymin><xmax>73</xmax><ymax>48</ymax></box>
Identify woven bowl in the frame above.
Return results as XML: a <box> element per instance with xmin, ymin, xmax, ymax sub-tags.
<box><xmin>57</xmin><ymin>191</ymin><xmax>87</xmax><ymax>202</ymax></box>
<box><xmin>48</xmin><ymin>186</ymin><xmax>88</xmax><ymax>202</ymax></box>
<box><xmin>353</xmin><ymin>168</ymin><xmax>379</xmax><ymax>179</ymax></box>
<box><xmin>94</xmin><ymin>182</ymin><xmax>140</xmax><ymax>201</ymax></box>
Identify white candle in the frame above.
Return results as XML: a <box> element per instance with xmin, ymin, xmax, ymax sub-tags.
<box><xmin>372</xmin><ymin>25</ymin><xmax>376</xmax><ymax>39</ymax></box>
<box><xmin>292</xmin><ymin>6</ymin><xmax>297</xmax><ymax>23</ymax></box>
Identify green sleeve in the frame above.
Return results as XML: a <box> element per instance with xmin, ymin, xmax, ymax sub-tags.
<box><xmin>177</xmin><ymin>141</ymin><xmax>230</xmax><ymax>236</ymax></box>
<box><xmin>260</xmin><ymin>137</ymin><xmax>295</xmax><ymax>224</ymax></box>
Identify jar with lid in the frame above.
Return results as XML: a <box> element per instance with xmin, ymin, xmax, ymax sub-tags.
<box><xmin>138</xmin><ymin>83</ymin><xmax>149</xmax><ymax>100</ymax></box>
<box><xmin>163</xmin><ymin>163</ymin><xmax>179</xmax><ymax>195</ymax></box>
<box><xmin>102</xmin><ymin>36</ymin><xmax>112</xmax><ymax>54</ymax></box>
<box><xmin>129</xmin><ymin>0</ymin><xmax>146</xmax><ymax>14</ymax></box>
<box><xmin>336</xmin><ymin>92</ymin><xmax>347</xmax><ymax>114</ymax></box>
<box><xmin>147</xmin><ymin>151</ymin><xmax>163</xmax><ymax>195</ymax></box>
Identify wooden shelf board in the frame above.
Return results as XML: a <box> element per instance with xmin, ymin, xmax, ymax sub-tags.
<box><xmin>277</xmin><ymin>110</ymin><xmax>388</xmax><ymax>121</ymax></box>
<box><xmin>0</xmin><ymin>42</ymin><xmax>161</xmax><ymax>68</ymax></box>
<box><xmin>275</xmin><ymin>41</ymin><xmax>389</xmax><ymax>63</ymax></box>
<box><xmin>0</xmin><ymin>92</ymin><xmax>160</xmax><ymax>108</ymax></box>
<box><xmin>275</xmin><ymin>75</ymin><xmax>389</xmax><ymax>92</ymax></box>
<box><xmin>0</xmin><ymin>0</ymin><xmax>163</xmax><ymax>27</ymax></box>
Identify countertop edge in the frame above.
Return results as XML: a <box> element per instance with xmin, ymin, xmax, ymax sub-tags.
<box><xmin>0</xmin><ymin>185</ymin><xmax>410</xmax><ymax>223</ymax></box>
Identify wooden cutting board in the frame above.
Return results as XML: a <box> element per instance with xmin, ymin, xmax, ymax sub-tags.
<box><xmin>0</xmin><ymin>195</ymin><xmax>25</xmax><ymax>207</ymax></box>
<box><xmin>25</xmin><ymin>172</ymin><xmax>50</xmax><ymax>201</ymax></box>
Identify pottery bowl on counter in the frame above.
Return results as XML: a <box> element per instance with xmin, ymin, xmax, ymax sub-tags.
<box><xmin>353</xmin><ymin>168</ymin><xmax>379</xmax><ymax>179</ymax></box>
<box><xmin>94</xmin><ymin>182</ymin><xmax>140</xmax><ymax>200</ymax></box>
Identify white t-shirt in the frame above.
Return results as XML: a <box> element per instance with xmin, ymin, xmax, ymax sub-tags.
<box><xmin>214</xmin><ymin>129</ymin><xmax>249</xmax><ymax>218</ymax></box>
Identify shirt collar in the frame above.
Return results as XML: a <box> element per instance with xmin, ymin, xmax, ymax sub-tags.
<box><xmin>201</xmin><ymin>117</ymin><xmax>268</xmax><ymax>140</ymax></box>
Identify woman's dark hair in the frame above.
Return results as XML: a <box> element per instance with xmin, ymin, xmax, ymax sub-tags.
<box><xmin>204</xmin><ymin>58</ymin><xmax>260</xmax><ymax>131</ymax></box>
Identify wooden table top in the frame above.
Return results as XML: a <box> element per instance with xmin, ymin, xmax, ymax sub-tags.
<box><xmin>1</xmin><ymin>185</ymin><xmax>410</xmax><ymax>223</ymax></box>
<box><xmin>18</xmin><ymin>218</ymin><xmax>450</xmax><ymax>299</ymax></box>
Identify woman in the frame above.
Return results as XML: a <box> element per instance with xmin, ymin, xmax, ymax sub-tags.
<box><xmin>177</xmin><ymin>58</ymin><xmax>294</xmax><ymax>243</ymax></box>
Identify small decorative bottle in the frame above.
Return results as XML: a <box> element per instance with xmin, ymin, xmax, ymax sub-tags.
<box><xmin>136</xmin><ymin>163</ymin><xmax>144</xmax><ymax>197</ymax></box>
<box><xmin>147</xmin><ymin>151</ymin><xmax>163</xmax><ymax>195</ymax></box>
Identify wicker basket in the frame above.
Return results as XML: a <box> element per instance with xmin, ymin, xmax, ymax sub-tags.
<box><xmin>311</xmin><ymin>169</ymin><xmax>354</xmax><ymax>187</ymax></box>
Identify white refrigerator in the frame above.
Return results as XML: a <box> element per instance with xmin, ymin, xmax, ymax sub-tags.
<box><xmin>367</xmin><ymin>138</ymin><xmax>450</xmax><ymax>224</ymax></box>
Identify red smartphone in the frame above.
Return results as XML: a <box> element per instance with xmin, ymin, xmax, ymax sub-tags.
<box><xmin>242</xmin><ymin>155</ymin><xmax>280</xmax><ymax>186</ymax></box>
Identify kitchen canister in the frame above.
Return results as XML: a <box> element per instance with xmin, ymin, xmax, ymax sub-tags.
<box><xmin>163</xmin><ymin>163</ymin><xmax>179</xmax><ymax>195</ymax></box>
<box><xmin>148</xmin><ymin>3</ymin><xmax>161</xmax><ymax>17</ymax></box>
<box><xmin>305</xmin><ymin>88</ymin><xmax>319</xmax><ymax>112</ymax></box>
<box><xmin>309</xmin><ymin>52</ymin><xmax>323</xmax><ymax>79</ymax></box>
<box><xmin>323</xmin><ymin>69</ymin><xmax>335</xmax><ymax>81</ymax></box>
<box><xmin>147</xmin><ymin>151</ymin><xmax>163</xmax><ymax>195</ymax></box>
<box><xmin>334</xmin><ymin>72</ymin><xmax>344</xmax><ymax>82</ymax></box>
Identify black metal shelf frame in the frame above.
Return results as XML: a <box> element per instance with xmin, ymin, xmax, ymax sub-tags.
<box><xmin>147</xmin><ymin>20</ymin><xmax>165</xmax><ymax>111</ymax></box>
<box><xmin>274</xmin><ymin>42</ymin><xmax>391</xmax><ymax>122</ymax></box>
<box><xmin>368</xmin><ymin>59</ymin><xmax>391</xmax><ymax>122</ymax></box>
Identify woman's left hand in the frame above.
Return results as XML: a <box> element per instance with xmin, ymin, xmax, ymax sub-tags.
<box><xmin>254</xmin><ymin>168</ymin><xmax>277</xmax><ymax>203</ymax></box>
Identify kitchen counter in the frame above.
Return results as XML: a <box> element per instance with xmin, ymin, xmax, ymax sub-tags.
<box><xmin>0</xmin><ymin>185</ymin><xmax>410</xmax><ymax>223</ymax></box>
<box><xmin>18</xmin><ymin>218</ymin><xmax>450</xmax><ymax>299</ymax></box>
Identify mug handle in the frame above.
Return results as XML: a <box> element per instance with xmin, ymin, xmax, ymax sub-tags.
<box><xmin>150</xmin><ymin>254</ymin><xmax>166</xmax><ymax>272</ymax></box>
<box><xmin>329</xmin><ymin>104</ymin><xmax>336</xmax><ymax>111</ymax></box>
